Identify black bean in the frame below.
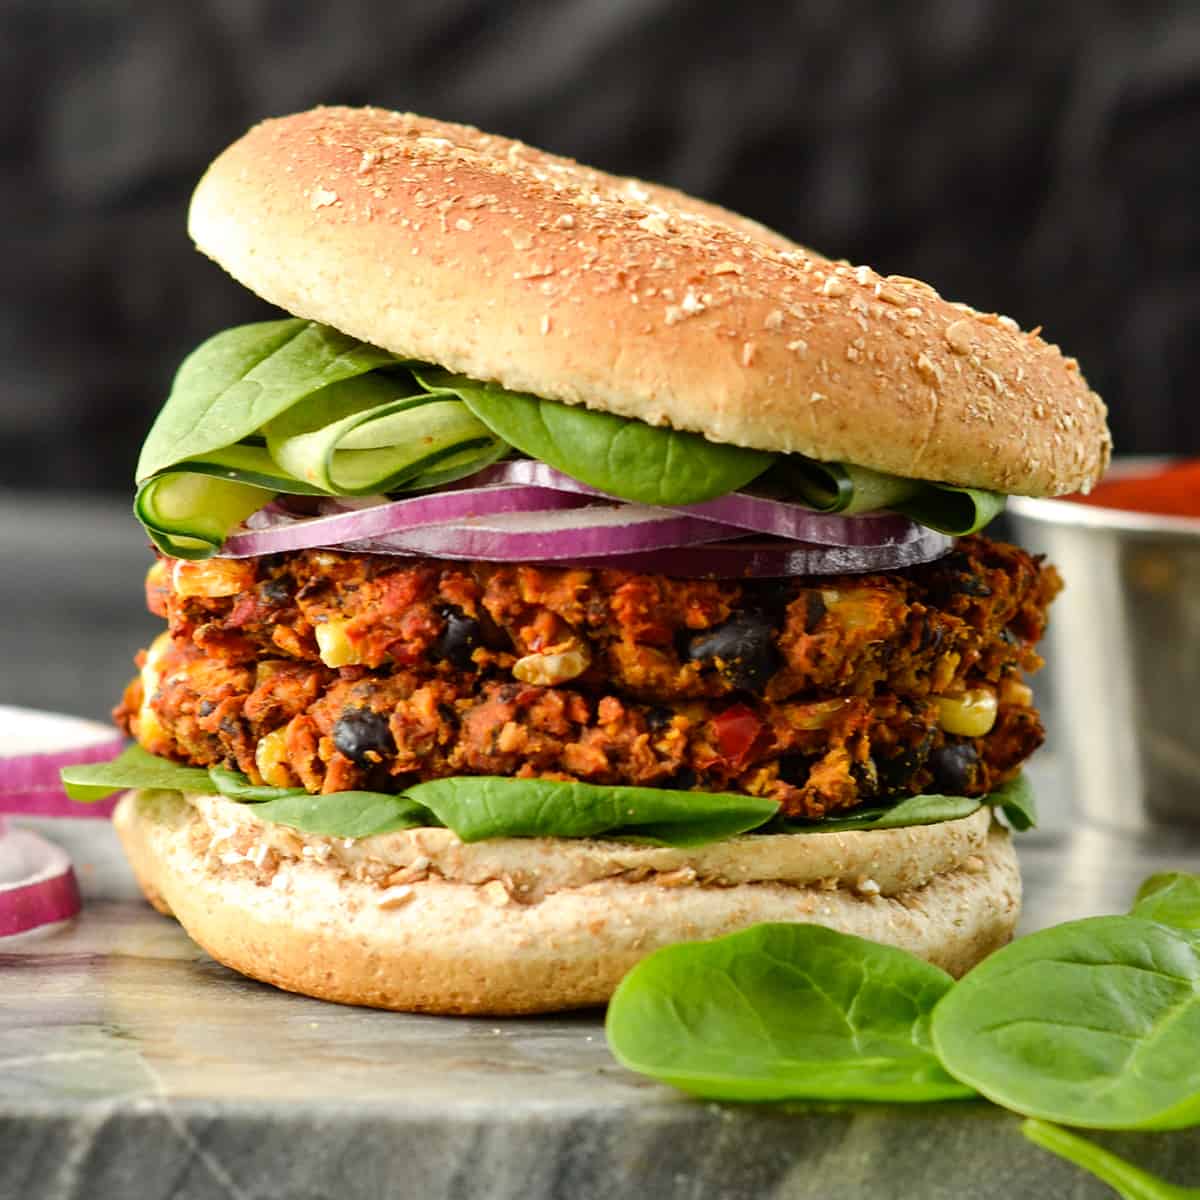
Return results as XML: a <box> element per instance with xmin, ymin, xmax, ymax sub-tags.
<box><xmin>260</xmin><ymin>575</ymin><xmax>292</xmax><ymax>606</ymax></box>
<box><xmin>803</xmin><ymin>591</ymin><xmax>827</xmax><ymax>633</ymax></box>
<box><xmin>876</xmin><ymin>731</ymin><xmax>934</xmax><ymax>794</ymax></box>
<box><xmin>686</xmin><ymin>610</ymin><xmax>780</xmax><ymax>691</ymax></box>
<box><xmin>777</xmin><ymin>754</ymin><xmax>815</xmax><ymax>786</ymax></box>
<box><xmin>666</xmin><ymin>766</ymin><xmax>699</xmax><ymax>790</ymax></box>
<box><xmin>646</xmin><ymin>705</ymin><xmax>675</xmax><ymax>731</ymax></box>
<box><xmin>433</xmin><ymin>607</ymin><xmax>482</xmax><ymax>669</ymax></box>
<box><xmin>928</xmin><ymin>742</ymin><xmax>980</xmax><ymax>793</ymax></box>
<box><xmin>918</xmin><ymin>616</ymin><xmax>945</xmax><ymax>653</ymax></box>
<box><xmin>333</xmin><ymin>708</ymin><xmax>395</xmax><ymax>766</ymax></box>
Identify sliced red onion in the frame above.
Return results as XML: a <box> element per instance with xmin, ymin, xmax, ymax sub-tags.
<box><xmin>222</xmin><ymin>484</ymin><xmax>594</xmax><ymax>557</ymax></box>
<box><xmin>464</xmin><ymin>461</ymin><xmax>922</xmax><ymax>545</ymax></box>
<box><xmin>339</xmin><ymin>504</ymin><xmax>744</xmax><ymax>561</ymax></box>
<box><xmin>210</xmin><ymin>463</ymin><xmax>949</xmax><ymax>575</ymax></box>
<box><xmin>0</xmin><ymin>706</ymin><xmax>126</xmax><ymax>818</ymax></box>
<box><xmin>0</xmin><ymin>828</ymin><xmax>81</xmax><ymax>938</ymax></box>
<box><xmin>573</xmin><ymin>532</ymin><xmax>954</xmax><ymax>577</ymax></box>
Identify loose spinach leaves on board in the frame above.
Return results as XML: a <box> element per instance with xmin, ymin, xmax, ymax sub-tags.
<box><xmin>605</xmin><ymin>923</ymin><xmax>975</xmax><ymax>1103</ymax></box>
<box><xmin>1022</xmin><ymin>1119</ymin><xmax>1200</xmax><ymax>1200</ymax></box>
<box><xmin>930</xmin><ymin>915</ymin><xmax>1200</xmax><ymax>1130</ymax></box>
<box><xmin>1133</xmin><ymin>873</ymin><xmax>1200</xmax><ymax>932</ymax></box>
<box><xmin>417</xmin><ymin>367</ymin><xmax>777</xmax><ymax>505</ymax></box>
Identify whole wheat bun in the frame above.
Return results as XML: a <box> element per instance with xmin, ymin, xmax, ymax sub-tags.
<box><xmin>115</xmin><ymin>789</ymin><xmax>1020</xmax><ymax>1015</ymax></box>
<box><xmin>190</xmin><ymin>106</ymin><xmax>1110</xmax><ymax>496</ymax></box>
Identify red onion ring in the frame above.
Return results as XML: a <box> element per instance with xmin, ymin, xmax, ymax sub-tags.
<box><xmin>222</xmin><ymin>484</ymin><xmax>594</xmax><ymax>557</ymax></box>
<box><xmin>572</xmin><ymin>533</ymin><xmax>954</xmax><ymax>577</ymax></box>
<box><xmin>210</xmin><ymin>463</ymin><xmax>949</xmax><ymax>575</ymax></box>
<box><xmin>465</xmin><ymin>461</ymin><xmax>923</xmax><ymax>545</ymax></box>
<box><xmin>0</xmin><ymin>828</ymin><xmax>81</xmax><ymax>938</ymax></box>
<box><xmin>338</xmin><ymin>504</ymin><xmax>744</xmax><ymax>561</ymax></box>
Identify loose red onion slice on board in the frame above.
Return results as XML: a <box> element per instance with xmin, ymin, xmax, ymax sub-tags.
<box><xmin>0</xmin><ymin>828</ymin><xmax>81</xmax><ymax>938</ymax></box>
<box><xmin>0</xmin><ymin>706</ymin><xmax>126</xmax><ymax>819</ymax></box>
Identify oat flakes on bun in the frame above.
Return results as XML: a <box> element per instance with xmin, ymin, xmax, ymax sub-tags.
<box><xmin>65</xmin><ymin>106</ymin><xmax>1110</xmax><ymax>1014</ymax></box>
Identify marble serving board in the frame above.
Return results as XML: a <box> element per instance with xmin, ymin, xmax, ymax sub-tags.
<box><xmin>4</xmin><ymin>767</ymin><xmax>1200</xmax><ymax>1199</ymax></box>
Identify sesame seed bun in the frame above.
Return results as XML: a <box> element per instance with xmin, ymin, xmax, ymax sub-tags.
<box><xmin>189</xmin><ymin>105</ymin><xmax>1110</xmax><ymax>497</ymax></box>
<box><xmin>114</xmin><ymin>789</ymin><xmax>1020</xmax><ymax>1015</ymax></box>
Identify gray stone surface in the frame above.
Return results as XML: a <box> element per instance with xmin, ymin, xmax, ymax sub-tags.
<box><xmin>4</xmin><ymin>793</ymin><xmax>1200</xmax><ymax>1199</ymax></box>
<box><xmin>4</xmin><ymin>492</ymin><xmax>1200</xmax><ymax>1197</ymax></box>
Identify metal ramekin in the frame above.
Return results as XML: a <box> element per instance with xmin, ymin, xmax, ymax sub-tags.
<box><xmin>1008</xmin><ymin>462</ymin><xmax>1200</xmax><ymax>831</ymax></box>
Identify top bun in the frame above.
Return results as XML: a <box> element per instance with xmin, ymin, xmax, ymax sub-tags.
<box><xmin>190</xmin><ymin>106</ymin><xmax>1111</xmax><ymax>497</ymax></box>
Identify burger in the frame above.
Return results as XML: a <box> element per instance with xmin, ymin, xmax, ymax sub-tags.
<box><xmin>67</xmin><ymin>106</ymin><xmax>1111</xmax><ymax>1014</ymax></box>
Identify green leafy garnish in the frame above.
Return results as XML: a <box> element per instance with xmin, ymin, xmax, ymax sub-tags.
<box><xmin>930</xmin><ymin>916</ymin><xmax>1200</xmax><ymax>1130</ymax></box>
<box><xmin>606</xmin><ymin>923</ymin><xmax>974</xmax><ymax>1102</ymax></box>
<box><xmin>989</xmin><ymin>772</ymin><xmax>1038</xmax><ymax>831</ymax></box>
<box><xmin>61</xmin><ymin>744</ymin><xmax>212</xmax><ymax>800</ymax></box>
<box><xmin>1133</xmin><ymin>874</ymin><xmax>1200</xmax><ymax>932</ymax></box>
<box><xmin>780</xmin><ymin>791</ymin><xmax>982</xmax><ymax>833</ymax></box>
<box><xmin>136</xmin><ymin>319</ymin><xmax>397</xmax><ymax>481</ymax></box>
<box><xmin>246</xmin><ymin>790</ymin><xmax>433</xmax><ymax>838</ymax></box>
<box><xmin>419</xmin><ymin>367</ymin><xmax>776</xmax><ymax>506</ymax></box>
<box><xmin>403</xmin><ymin>776</ymin><xmax>779</xmax><ymax>846</ymax></box>
<box><xmin>61</xmin><ymin>747</ymin><xmax>1028</xmax><ymax>846</ymax></box>
<box><xmin>1022</xmin><ymin>1119</ymin><xmax>1200</xmax><ymax>1199</ymax></box>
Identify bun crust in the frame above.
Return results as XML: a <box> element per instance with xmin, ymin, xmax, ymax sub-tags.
<box><xmin>190</xmin><ymin>106</ymin><xmax>1109</xmax><ymax>497</ymax></box>
<box><xmin>115</xmin><ymin>789</ymin><xmax>1020</xmax><ymax>1015</ymax></box>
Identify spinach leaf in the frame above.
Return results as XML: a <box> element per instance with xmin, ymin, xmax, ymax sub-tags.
<box><xmin>1022</xmin><ymin>1119</ymin><xmax>1200</xmax><ymax>1199</ymax></box>
<box><xmin>990</xmin><ymin>773</ymin><xmax>1038</xmax><ymax>831</ymax></box>
<box><xmin>1133</xmin><ymin>874</ymin><xmax>1200</xmax><ymax>932</ymax></box>
<box><xmin>246</xmin><ymin>790</ymin><xmax>433</xmax><ymax>838</ymax></box>
<box><xmin>418</xmin><ymin>368</ymin><xmax>775</xmax><ymax>505</ymax></box>
<box><xmin>60</xmin><ymin>745</ymin><xmax>211</xmax><ymax>801</ymax></box>
<box><xmin>780</xmin><ymin>791</ymin><xmax>982</xmax><ymax>834</ymax></box>
<box><xmin>208</xmin><ymin>766</ymin><xmax>308</xmax><ymax>804</ymax></box>
<box><xmin>931</xmin><ymin>916</ymin><xmax>1200</xmax><ymax>1130</ymax></box>
<box><xmin>137</xmin><ymin>320</ymin><xmax>398</xmax><ymax>481</ymax></box>
<box><xmin>405</xmin><ymin>776</ymin><xmax>779</xmax><ymax>845</ymax></box>
<box><xmin>605</xmin><ymin>923</ymin><xmax>975</xmax><ymax>1102</ymax></box>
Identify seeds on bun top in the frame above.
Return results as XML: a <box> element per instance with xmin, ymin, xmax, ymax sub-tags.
<box><xmin>189</xmin><ymin>106</ymin><xmax>1111</xmax><ymax>498</ymax></box>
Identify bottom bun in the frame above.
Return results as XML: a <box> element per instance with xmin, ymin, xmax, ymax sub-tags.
<box><xmin>114</xmin><ymin>788</ymin><xmax>1021</xmax><ymax>1015</ymax></box>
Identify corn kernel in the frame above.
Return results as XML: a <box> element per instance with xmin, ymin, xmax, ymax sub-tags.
<box><xmin>315</xmin><ymin>619</ymin><xmax>361</xmax><ymax>667</ymax></box>
<box><xmin>512</xmin><ymin>645</ymin><xmax>591</xmax><ymax>686</ymax></box>
<box><xmin>937</xmin><ymin>689</ymin><xmax>998</xmax><ymax>738</ymax></box>
<box><xmin>255</xmin><ymin>728</ymin><xmax>294</xmax><ymax>788</ymax></box>
<box><xmin>136</xmin><ymin>631</ymin><xmax>172</xmax><ymax>746</ymax></box>
<box><xmin>172</xmin><ymin>558</ymin><xmax>255</xmax><ymax>598</ymax></box>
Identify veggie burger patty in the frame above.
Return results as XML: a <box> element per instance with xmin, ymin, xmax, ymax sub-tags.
<box><xmin>118</xmin><ymin>533</ymin><xmax>1058</xmax><ymax>820</ymax></box>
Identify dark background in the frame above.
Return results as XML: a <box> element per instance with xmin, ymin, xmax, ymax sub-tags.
<box><xmin>4</xmin><ymin>0</ymin><xmax>1199</xmax><ymax>496</ymax></box>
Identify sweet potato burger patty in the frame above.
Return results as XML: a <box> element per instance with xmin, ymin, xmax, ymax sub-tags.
<box><xmin>117</xmin><ymin>534</ymin><xmax>1058</xmax><ymax>820</ymax></box>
